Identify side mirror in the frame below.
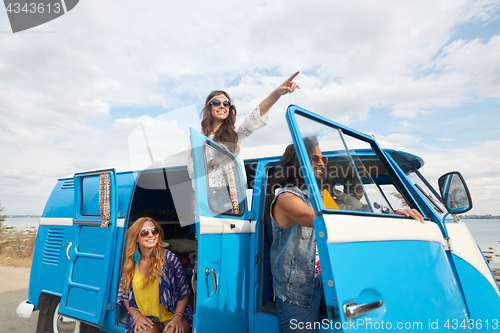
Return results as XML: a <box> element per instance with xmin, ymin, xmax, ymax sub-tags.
<box><xmin>438</xmin><ymin>172</ymin><xmax>473</xmax><ymax>214</ymax></box>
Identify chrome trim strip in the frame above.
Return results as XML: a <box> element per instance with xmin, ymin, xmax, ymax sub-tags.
<box><xmin>199</xmin><ymin>216</ymin><xmax>255</xmax><ymax>234</ymax></box>
<box><xmin>39</xmin><ymin>218</ymin><xmax>73</xmax><ymax>226</ymax></box>
<box><xmin>73</xmin><ymin>221</ymin><xmax>102</xmax><ymax>225</ymax></box>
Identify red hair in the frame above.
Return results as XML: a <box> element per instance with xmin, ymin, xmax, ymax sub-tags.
<box><xmin>119</xmin><ymin>217</ymin><xmax>165</xmax><ymax>294</ymax></box>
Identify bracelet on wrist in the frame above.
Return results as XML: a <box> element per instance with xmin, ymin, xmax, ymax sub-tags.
<box><xmin>174</xmin><ymin>312</ymin><xmax>183</xmax><ymax>318</ymax></box>
<box><xmin>133</xmin><ymin>312</ymin><xmax>142</xmax><ymax>321</ymax></box>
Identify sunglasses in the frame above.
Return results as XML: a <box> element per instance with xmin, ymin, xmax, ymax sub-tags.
<box><xmin>139</xmin><ymin>228</ymin><xmax>159</xmax><ymax>238</ymax></box>
<box><xmin>310</xmin><ymin>154</ymin><xmax>328</xmax><ymax>165</ymax></box>
<box><xmin>209</xmin><ymin>99</ymin><xmax>232</xmax><ymax>108</ymax></box>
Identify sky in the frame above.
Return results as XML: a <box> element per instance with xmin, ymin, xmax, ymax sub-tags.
<box><xmin>0</xmin><ymin>0</ymin><xmax>499</xmax><ymax>216</ymax></box>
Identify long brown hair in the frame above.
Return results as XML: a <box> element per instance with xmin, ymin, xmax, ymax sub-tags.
<box><xmin>119</xmin><ymin>217</ymin><xmax>165</xmax><ymax>294</ymax></box>
<box><xmin>201</xmin><ymin>90</ymin><xmax>239</xmax><ymax>153</ymax></box>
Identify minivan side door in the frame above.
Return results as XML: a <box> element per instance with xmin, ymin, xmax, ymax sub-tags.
<box><xmin>58</xmin><ymin>169</ymin><xmax>119</xmax><ymax>326</ymax></box>
<box><xmin>286</xmin><ymin>106</ymin><xmax>471</xmax><ymax>332</ymax></box>
<box><xmin>190</xmin><ymin>129</ymin><xmax>252</xmax><ymax>332</ymax></box>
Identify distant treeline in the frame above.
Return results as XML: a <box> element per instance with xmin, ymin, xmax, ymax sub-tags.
<box><xmin>459</xmin><ymin>215</ymin><xmax>500</xmax><ymax>219</ymax></box>
<box><xmin>6</xmin><ymin>215</ymin><xmax>42</xmax><ymax>218</ymax></box>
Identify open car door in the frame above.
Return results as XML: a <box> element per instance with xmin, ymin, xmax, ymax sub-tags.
<box><xmin>286</xmin><ymin>106</ymin><xmax>472</xmax><ymax>331</ymax></box>
<box><xmin>58</xmin><ymin>169</ymin><xmax>118</xmax><ymax>326</ymax></box>
<box><xmin>189</xmin><ymin>128</ymin><xmax>252</xmax><ymax>332</ymax></box>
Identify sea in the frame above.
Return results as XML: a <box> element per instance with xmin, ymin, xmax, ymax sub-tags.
<box><xmin>461</xmin><ymin>218</ymin><xmax>500</xmax><ymax>270</ymax></box>
<box><xmin>4</xmin><ymin>217</ymin><xmax>40</xmax><ymax>230</ymax></box>
<box><xmin>3</xmin><ymin>216</ymin><xmax>500</xmax><ymax>269</ymax></box>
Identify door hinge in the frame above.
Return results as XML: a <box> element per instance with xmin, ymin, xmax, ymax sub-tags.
<box><xmin>444</xmin><ymin>236</ymin><xmax>452</xmax><ymax>251</ymax></box>
<box><xmin>117</xmin><ymin>211</ymin><xmax>127</xmax><ymax>218</ymax></box>
<box><xmin>105</xmin><ymin>303</ymin><xmax>117</xmax><ymax>311</ymax></box>
<box><xmin>327</xmin><ymin>305</ymin><xmax>340</xmax><ymax>319</ymax></box>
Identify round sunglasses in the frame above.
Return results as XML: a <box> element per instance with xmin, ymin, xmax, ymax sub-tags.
<box><xmin>209</xmin><ymin>99</ymin><xmax>232</xmax><ymax>108</ymax></box>
<box><xmin>139</xmin><ymin>227</ymin><xmax>159</xmax><ymax>238</ymax></box>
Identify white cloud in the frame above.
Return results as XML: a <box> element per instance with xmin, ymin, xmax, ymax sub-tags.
<box><xmin>0</xmin><ymin>0</ymin><xmax>499</xmax><ymax>215</ymax></box>
<box><xmin>113</xmin><ymin>115</ymin><xmax>155</xmax><ymax>135</ymax></box>
<box><xmin>435</xmin><ymin>35</ymin><xmax>500</xmax><ymax>98</ymax></box>
<box><xmin>457</xmin><ymin>0</ymin><xmax>500</xmax><ymax>23</ymax></box>
<box><xmin>372</xmin><ymin>133</ymin><xmax>422</xmax><ymax>148</ymax></box>
<box><xmin>484</xmin><ymin>140</ymin><xmax>500</xmax><ymax>149</ymax></box>
<box><xmin>439</xmin><ymin>137</ymin><xmax>456</xmax><ymax>142</ymax></box>
<box><xmin>399</xmin><ymin>121</ymin><xmax>414</xmax><ymax>128</ymax></box>
<box><xmin>413</xmin><ymin>140</ymin><xmax>500</xmax><ymax>216</ymax></box>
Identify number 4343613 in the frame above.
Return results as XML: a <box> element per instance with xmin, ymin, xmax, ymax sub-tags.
<box><xmin>444</xmin><ymin>319</ymin><xmax>498</xmax><ymax>330</ymax></box>
<box><xmin>5</xmin><ymin>2</ymin><xmax>61</xmax><ymax>14</ymax></box>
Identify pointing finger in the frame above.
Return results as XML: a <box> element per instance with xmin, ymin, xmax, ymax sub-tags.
<box><xmin>286</xmin><ymin>70</ymin><xmax>300</xmax><ymax>83</ymax></box>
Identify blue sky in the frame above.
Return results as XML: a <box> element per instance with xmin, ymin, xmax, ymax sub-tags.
<box><xmin>0</xmin><ymin>0</ymin><xmax>499</xmax><ymax>215</ymax></box>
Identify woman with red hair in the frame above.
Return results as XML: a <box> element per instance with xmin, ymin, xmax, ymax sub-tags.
<box><xmin>118</xmin><ymin>217</ymin><xmax>193</xmax><ymax>333</ymax></box>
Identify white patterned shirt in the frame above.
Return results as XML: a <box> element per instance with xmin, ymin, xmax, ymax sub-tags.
<box><xmin>187</xmin><ymin>106</ymin><xmax>269</xmax><ymax>187</ymax></box>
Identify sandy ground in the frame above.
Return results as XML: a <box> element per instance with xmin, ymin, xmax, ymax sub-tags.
<box><xmin>0</xmin><ymin>264</ymin><xmax>39</xmax><ymax>333</ymax></box>
<box><xmin>0</xmin><ymin>264</ymin><xmax>31</xmax><ymax>292</ymax></box>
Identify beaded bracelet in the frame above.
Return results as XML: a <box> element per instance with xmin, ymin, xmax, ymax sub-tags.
<box><xmin>174</xmin><ymin>312</ymin><xmax>183</xmax><ymax>318</ymax></box>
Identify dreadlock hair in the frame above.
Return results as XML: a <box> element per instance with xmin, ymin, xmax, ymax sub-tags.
<box><xmin>273</xmin><ymin>136</ymin><xmax>319</xmax><ymax>191</ymax></box>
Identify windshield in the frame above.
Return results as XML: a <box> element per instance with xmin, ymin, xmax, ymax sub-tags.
<box><xmin>294</xmin><ymin>113</ymin><xmax>399</xmax><ymax>215</ymax></box>
<box><xmin>409</xmin><ymin>170</ymin><xmax>449</xmax><ymax>219</ymax></box>
<box><xmin>389</xmin><ymin>156</ymin><xmax>451</xmax><ymax>220</ymax></box>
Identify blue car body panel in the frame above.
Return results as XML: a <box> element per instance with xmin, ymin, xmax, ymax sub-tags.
<box><xmin>190</xmin><ymin>128</ymin><xmax>251</xmax><ymax>332</ymax></box>
<box><xmin>452</xmin><ymin>254</ymin><xmax>500</xmax><ymax>321</ymax></box>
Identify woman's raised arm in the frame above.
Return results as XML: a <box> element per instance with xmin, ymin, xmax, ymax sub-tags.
<box><xmin>259</xmin><ymin>71</ymin><xmax>300</xmax><ymax>116</ymax></box>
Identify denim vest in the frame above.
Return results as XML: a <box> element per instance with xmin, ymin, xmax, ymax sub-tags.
<box><xmin>270</xmin><ymin>186</ymin><xmax>317</xmax><ymax>307</ymax></box>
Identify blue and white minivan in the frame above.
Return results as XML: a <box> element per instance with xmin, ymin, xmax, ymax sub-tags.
<box><xmin>17</xmin><ymin>105</ymin><xmax>500</xmax><ymax>332</ymax></box>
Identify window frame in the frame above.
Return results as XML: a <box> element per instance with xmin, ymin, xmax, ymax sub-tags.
<box><xmin>80</xmin><ymin>174</ymin><xmax>101</xmax><ymax>217</ymax></box>
<box><xmin>286</xmin><ymin>107</ymin><xmax>427</xmax><ymax>220</ymax></box>
<box><xmin>203</xmin><ymin>140</ymin><xmax>246</xmax><ymax>217</ymax></box>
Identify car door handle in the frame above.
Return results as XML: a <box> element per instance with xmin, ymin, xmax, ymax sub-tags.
<box><xmin>205</xmin><ymin>268</ymin><xmax>217</xmax><ymax>297</ymax></box>
<box><xmin>66</xmin><ymin>242</ymin><xmax>72</xmax><ymax>260</ymax></box>
<box><xmin>343</xmin><ymin>300</ymin><xmax>383</xmax><ymax>319</ymax></box>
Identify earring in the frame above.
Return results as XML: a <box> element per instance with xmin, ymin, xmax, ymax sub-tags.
<box><xmin>152</xmin><ymin>248</ymin><xmax>156</xmax><ymax>257</ymax></box>
<box><xmin>133</xmin><ymin>248</ymin><xmax>140</xmax><ymax>264</ymax></box>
